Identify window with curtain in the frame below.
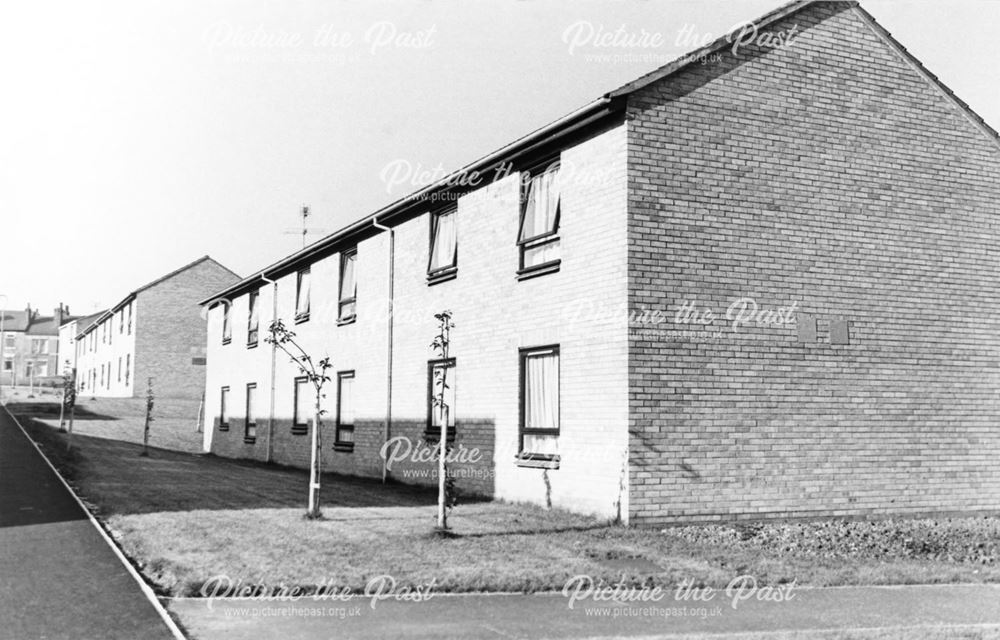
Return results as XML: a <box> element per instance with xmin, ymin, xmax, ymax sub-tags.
<box><xmin>339</xmin><ymin>249</ymin><xmax>357</xmax><ymax>322</ymax></box>
<box><xmin>125</xmin><ymin>354</ymin><xmax>130</xmax><ymax>385</ymax></box>
<box><xmin>295</xmin><ymin>268</ymin><xmax>311</xmax><ymax>321</ymax></box>
<box><xmin>426</xmin><ymin>359</ymin><xmax>456</xmax><ymax>439</ymax></box>
<box><xmin>220</xmin><ymin>386</ymin><xmax>230</xmax><ymax>431</ymax></box>
<box><xmin>247</xmin><ymin>290</ymin><xmax>260</xmax><ymax>347</ymax></box>
<box><xmin>334</xmin><ymin>371</ymin><xmax>355</xmax><ymax>450</ymax></box>
<box><xmin>519</xmin><ymin>346</ymin><xmax>560</xmax><ymax>463</ymax></box>
<box><xmin>293</xmin><ymin>377</ymin><xmax>310</xmax><ymax>434</ymax></box>
<box><xmin>245</xmin><ymin>383</ymin><xmax>257</xmax><ymax>441</ymax></box>
<box><xmin>428</xmin><ymin>208</ymin><xmax>457</xmax><ymax>280</ymax></box>
<box><xmin>221</xmin><ymin>302</ymin><xmax>232</xmax><ymax>344</ymax></box>
<box><xmin>518</xmin><ymin>164</ymin><xmax>561</xmax><ymax>276</ymax></box>
<box><xmin>127</xmin><ymin>301</ymin><xmax>133</xmax><ymax>334</ymax></box>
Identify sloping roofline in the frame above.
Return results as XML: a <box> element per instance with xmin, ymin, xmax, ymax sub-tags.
<box><xmin>79</xmin><ymin>256</ymin><xmax>239</xmax><ymax>339</ymax></box>
<box><xmin>201</xmin><ymin>0</ymin><xmax>1000</xmax><ymax>305</ymax></box>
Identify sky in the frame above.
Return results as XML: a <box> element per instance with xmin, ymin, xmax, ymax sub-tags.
<box><xmin>2</xmin><ymin>0</ymin><xmax>998</xmax><ymax>317</ymax></box>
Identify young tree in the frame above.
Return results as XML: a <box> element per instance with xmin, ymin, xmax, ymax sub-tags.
<box><xmin>266</xmin><ymin>319</ymin><xmax>332</xmax><ymax>519</ymax></box>
<box><xmin>140</xmin><ymin>377</ymin><xmax>154</xmax><ymax>457</ymax></box>
<box><xmin>430</xmin><ymin>310</ymin><xmax>457</xmax><ymax>530</ymax></box>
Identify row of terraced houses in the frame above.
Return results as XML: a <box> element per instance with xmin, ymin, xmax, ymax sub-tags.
<box><xmin>83</xmin><ymin>0</ymin><xmax>1000</xmax><ymax>525</ymax></box>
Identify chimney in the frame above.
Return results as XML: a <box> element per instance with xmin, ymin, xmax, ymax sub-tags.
<box><xmin>54</xmin><ymin>304</ymin><xmax>64</xmax><ymax>327</ymax></box>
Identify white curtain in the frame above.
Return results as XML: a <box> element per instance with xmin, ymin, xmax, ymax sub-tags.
<box><xmin>432</xmin><ymin>363</ymin><xmax>456</xmax><ymax>427</ymax></box>
<box><xmin>519</xmin><ymin>168</ymin><xmax>560</xmax><ymax>242</ymax></box>
<box><xmin>246</xmin><ymin>385</ymin><xmax>257</xmax><ymax>423</ymax></box>
<box><xmin>296</xmin><ymin>270</ymin><xmax>311</xmax><ymax>316</ymax></box>
<box><xmin>339</xmin><ymin>375</ymin><xmax>354</xmax><ymax>442</ymax></box>
<box><xmin>248</xmin><ymin>293</ymin><xmax>259</xmax><ymax>332</ymax></box>
<box><xmin>526</xmin><ymin>352</ymin><xmax>558</xmax><ymax>431</ymax></box>
<box><xmin>295</xmin><ymin>379</ymin><xmax>311</xmax><ymax>424</ymax></box>
<box><xmin>429</xmin><ymin>210</ymin><xmax>457</xmax><ymax>272</ymax></box>
<box><xmin>222</xmin><ymin>303</ymin><xmax>232</xmax><ymax>340</ymax></box>
<box><xmin>340</xmin><ymin>254</ymin><xmax>356</xmax><ymax>301</ymax></box>
<box><xmin>220</xmin><ymin>388</ymin><xmax>229</xmax><ymax>424</ymax></box>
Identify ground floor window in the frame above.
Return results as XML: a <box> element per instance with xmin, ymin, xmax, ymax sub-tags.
<box><xmin>334</xmin><ymin>371</ymin><xmax>355</xmax><ymax>451</ymax></box>
<box><xmin>219</xmin><ymin>386</ymin><xmax>230</xmax><ymax>431</ymax></box>
<box><xmin>36</xmin><ymin>361</ymin><xmax>48</xmax><ymax>377</ymax></box>
<box><xmin>3</xmin><ymin>359</ymin><xmax>11</xmax><ymax>371</ymax></box>
<box><xmin>426</xmin><ymin>358</ymin><xmax>456</xmax><ymax>441</ymax></box>
<box><xmin>245</xmin><ymin>383</ymin><xmax>257</xmax><ymax>442</ymax></box>
<box><xmin>518</xmin><ymin>345</ymin><xmax>560</xmax><ymax>467</ymax></box>
<box><xmin>292</xmin><ymin>376</ymin><xmax>310</xmax><ymax>435</ymax></box>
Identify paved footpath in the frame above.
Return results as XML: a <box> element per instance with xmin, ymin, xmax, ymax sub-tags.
<box><xmin>172</xmin><ymin>583</ymin><xmax>1000</xmax><ymax>639</ymax></box>
<box><xmin>0</xmin><ymin>406</ymin><xmax>178</xmax><ymax>640</ymax></box>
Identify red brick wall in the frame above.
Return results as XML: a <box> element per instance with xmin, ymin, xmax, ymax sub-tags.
<box><xmin>626</xmin><ymin>2</ymin><xmax>1000</xmax><ymax>523</ymax></box>
<box><xmin>134</xmin><ymin>259</ymin><xmax>240</xmax><ymax>399</ymax></box>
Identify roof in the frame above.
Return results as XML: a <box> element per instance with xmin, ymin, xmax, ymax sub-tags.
<box><xmin>79</xmin><ymin>256</ymin><xmax>239</xmax><ymax>338</ymax></box>
<box><xmin>202</xmin><ymin>0</ymin><xmax>1000</xmax><ymax>305</ymax></box>
<box><xmin>27</xmin><ymin>314</ymin><xmax>76</xmax><ymax>336</ymax></box>
<box><xmin>62</xmin><ymin>311</ymin><xmax>106</xmax><ymax>331</ymax></box>
<box><xmin>0</xmin><ymin>310</ymin><xmax>31</xmax><ymax>332</ymax></box>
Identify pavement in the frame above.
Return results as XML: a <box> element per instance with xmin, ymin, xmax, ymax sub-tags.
<box><xmin>170</xmin><ymin>583</ymin><xmax>1000</xmax><ymax>639</ymax></box>
<box><xmin>0</xmin><ymin>405</ymin><xmax>180</xmax><ymax>640</ymax></box>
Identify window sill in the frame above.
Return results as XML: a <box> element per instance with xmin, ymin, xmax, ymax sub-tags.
<box><xmin>333</xmin><ymin>442</ymin><xmax>354</xmax><ymax>453</ymax></box>
<box><xmin>221</xmin><ymin>338</ymin><xmax>232</xmax><ymax>346</ymax></box>
<box><xmin>291</xmin><ymin>425</ymin><xmax>308</xmax><ymax>436</ymax></box>
<box><xmin>247</xmin><ymin>341</ymin><xmax>258</xmax><ymax>350</ymax></box>
<box><xmin>423</xmin><ymin>428</ymin><xmax>457</xmax><ymax>444</ymax></box>
<box><xmin>515</xmin><ymin>454</ymin><xmax>560</xmax><ymax>470</ymax></box>
<box><xmin>337</xmin><ymin>316</ymin><xmax>357</xmax><ymax>327</ymax></box>
<box><xmin>243</xmin><ymin>436</ymin><xmax>257</xmax><ymax>444</ymax></box>
<box><xmin>294</xmin><ymin>313</ymin><xmax>310</xmax><ymax>325</ymax></box>
<box><xmin>516</xmin><ymin>260</ymin><xmax>561</xmax><ymax>281</ymax></box>
<box><xmin>427</xmin><ymin>268</ymin><xmax>457</xmax><ymax>286</ymax></box>
<box><xmin>219</xmin><ymin>424</ymin><xmax>230</xmax><ymax>432</ymax></box>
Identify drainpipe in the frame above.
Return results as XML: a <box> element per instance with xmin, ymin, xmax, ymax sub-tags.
<box><xmin>260</xmin><ymin>274</ymin><xmax>279</xmax><ymax>464</ymax></box>
<box><xmin>372</xmin><ymin>216</ymin><xmax>394</xmax><ymax>483</ymax></box>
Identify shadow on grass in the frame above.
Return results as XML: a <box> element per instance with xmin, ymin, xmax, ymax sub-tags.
<box><xmin>13</xmin><ymin>413</ymin><xmax>494</xmax><ymax>516</ymax></box>
<box><xmin>5</xmin><ymin>401</ymin><xmax>121</xmax><ymax>421</ymax></box>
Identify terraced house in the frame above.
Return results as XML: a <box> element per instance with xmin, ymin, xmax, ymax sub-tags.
<box><xmin>202</xmin><ymin>0</ymin><xmax>1000</xmax><ymax>524</ymax></box>
<box><xmin>77</xmin><ymin>256</ymin><xmax>240</xmax><ymax>399</ymax></box>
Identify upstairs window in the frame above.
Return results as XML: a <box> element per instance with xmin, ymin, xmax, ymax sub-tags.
<box><xmin>426</xmin><ymin>359</ymin><xmax>456</xmax><ymax>441</ymax></box>
<box><xmin>518</xmin><ymin>345</ymin><xmax>560</xmax><ymax>467</ymax></box>
<box><xmin>221</xmin><ymin>302</ymin><xmax>232</xmax><ymax>344</ymax></box>
<box><xmin>295</xmin><ymin>268</ymin><xmax>311</xmax><ymax>322</ymax></box>
<box><xmin>334</xmin><ymin>371</ymin><xmax>355</xmax><ymax>451</ymax></box>
<box><xmin>247</xmin><ymin>290</ymin><xmax>260</xmax><ymax>347</ymax></box>
<box><xmin>219</xmin><ymin>386</ymin><xmax>230</xmax><ymax>431</ymax></box>
<box><xmin>428</xmin><ymin>208</ymin><xmax>457</xmax><ymax>283</ymax></box>
<box><xmin>127</xmin><ymin>302</ymin><xmax>133</xmax><ymax>335</ymax></box>
<box><xmin>517</xmin><ymin>163</ymin><xmax>561</xmax><ymax>279</ymax></box>
<box><xmin>338</xmin><ymin>249</ymin><xmax>357</xmax><ymax>323</ymax></box>
<box><xmin>119</xmin><ymin>309</ymin><xmax>124</xmax><ymax>334</ymax></box>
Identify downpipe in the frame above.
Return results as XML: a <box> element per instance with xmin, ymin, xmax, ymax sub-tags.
<box><xmin>372</xmin><ymin>216</ymin><xmax>394</xmax><ymax>483</ymax></box>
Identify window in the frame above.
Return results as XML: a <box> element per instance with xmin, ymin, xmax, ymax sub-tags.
<box><xmin>428</xmin><ymin>207</ymin><xmax>457</xmax><ymax>283</ymax></box>
<box><xmin>219</xmin><ymin>386</ymin><xmax>230</xmax><ymax>431</ymax></box>
<box><xmin>518</xmin><ymin>345</ymin><xmax>560</xmax><ymax>467</ymax></box>
<box><xmin>292</xmin><ymin>376</ymin><xmax>310</xmax><ymax>435</ymax></box>
<box><xmin>295</xmin><ymin>268</ymin><xmax>311</xmax><ymax>322</ymax></box>
<box><xmin>221</xmin><ymin>302</ymin><xmax>232</xmax><ymax>344</ymax></box>
<box><xmin>127</xmin><ymin>302</ymin><xmax>133</xmax><ymax>335</ymax></box>
<box><xmin>106</xmin><ymin>361</ymin><xmax>111</xmax><ymax>388</ymax></box>
<box><xmin>124</xmin><ymin>354</ymin><xmax>130</xmax><ymax>386</ymax></box>
<box><xmin>30</xmin><ymin>338</ymin><xmax>49</xmax><ymax>355</ymax></box>
<box><xmin>2</xmin><ymin>360</ymin><xmax>10</xmax><ymax>371</ymax></box>
<box><xmin>119</xmin><ymin>309</ymin><xmax>124</xmax><ymax>334</ymax></box>
<box><xmin>338</xmin><ymin>249</ymin><xmax>357</xmax><ymax>323</ymax></box>
<box><xmin>245</xmin><ymin>383</ymin><xmax>258</xmax><ymax>442</ymax></box>
<box><xmin>117</xmin><ymin>357</ymin><xmax>122</xmax><ymax>382</ymax></box>
<box><xmin>247</xmin><ymin>290</ymin><xmax>260</xmax><ymax>347</ymax></box>
<box><xmin>25</xmin><ymin>362</ymin><xmax>33</xmax><ymax>378</ymax></box>
<box><xmin>426</xmin><ymin>359</ymin><xmax>456</xmax><ymax>440</ymax></box>
<box><xmin>334</xmin><ymin>371</ymin><xmax>355</xmax><ymax>451</ymax></box>
<box><xmin>4</xmin><ymin>335</ymin><xmax>14</xmax><ymax>351</ymax></box>
<box><xmin>517</xmin><ymin>163</ymin><xmax>561</xmax><ymax>279</ymax></box>
<box><xmin>36</xmin><ymin>361</ymin><xmax>48</xmax><ymax>377</ymax></box>
<box><xmin>100</xmin><ymin>364</ymin><xmax>104</xmax><ymax>387</ymax></box>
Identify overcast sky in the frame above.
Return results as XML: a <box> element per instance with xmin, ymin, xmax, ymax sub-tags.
<box><xmin>2</xmin><ymin>0</ymin><xmax>998</xmax><ymax>316</ymax></box>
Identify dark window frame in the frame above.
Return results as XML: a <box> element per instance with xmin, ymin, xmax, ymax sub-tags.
<box><xmin>247</xmin><ymin>289</ymin><xmax>260</xmax><ymax>348</ymax></box>
<box><xmin>295</xmin><ymin>268</ymin><xmax>311</xmax><ymax>324</ymax></box>
<box><xmin>333</xmin><ymin>370</ymin><xmax>355</xmax><ymax>451</ymax></box>
<box><xmin>338</xmin><ymin>248</ymin><xmax>358</xmax><ymax>324</ymax></box>
<box><xmin>221</xmin><ymin>301</ymin><xmax>232</xmax><ymax>345</ymax></box>
<box><xmin>516</xmin><ymin>160</ymin><xmax>562</xmax><ymax>281</ymax></box>
<box><xmin>424</xmin><ymin>358</ymin><xmax>456</xmax><ymax>442</ymax></box>
<box><xmin>517</xmin><ymin>344</ymin><xmax>561</xmax><ymax>468</ymax></box>
<box><xmin>427</xmin><ymin>207</ymin><xmax>458</xmax><ymax>285</ymax></box>
<box><xmin>219</xmin><ymin>386</ymin><xmax>230</xmax><ymax>431</ymax></box>
<box><xmin>292</xmin><ymin>376</ymin><xmax>309</xmax><ymax>435</ymax></box>
<box><xmin>244</xmin><ymin>382</ymin><xmax>257</xmax><ymax>443</ymax></box>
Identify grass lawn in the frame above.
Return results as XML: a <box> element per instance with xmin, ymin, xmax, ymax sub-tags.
<box><xmin>9</xmin><ymin>403</ymin><xmax>1000</xmax><ymax>599</ymax></box>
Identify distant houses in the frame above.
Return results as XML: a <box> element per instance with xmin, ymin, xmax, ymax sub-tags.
<box><xmin>73</xmin><ymin>256</ymin><xmax>239</xmax><ymax>399</ymax></box>
<box><xmin>1</xmin><ymin>304</ymin><xmax>75</xmax><ymax>387</ymax></box>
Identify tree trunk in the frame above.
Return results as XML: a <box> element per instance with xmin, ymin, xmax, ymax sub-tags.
<box><xmin>307</xmin><ymin>394</ymin><xmax>322</xmax><ymax>518</ymax></box>
<box><xmin>437</xmin><ymin>405</ymin><xmax>448</xmax><ymax>530</ymax></box>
